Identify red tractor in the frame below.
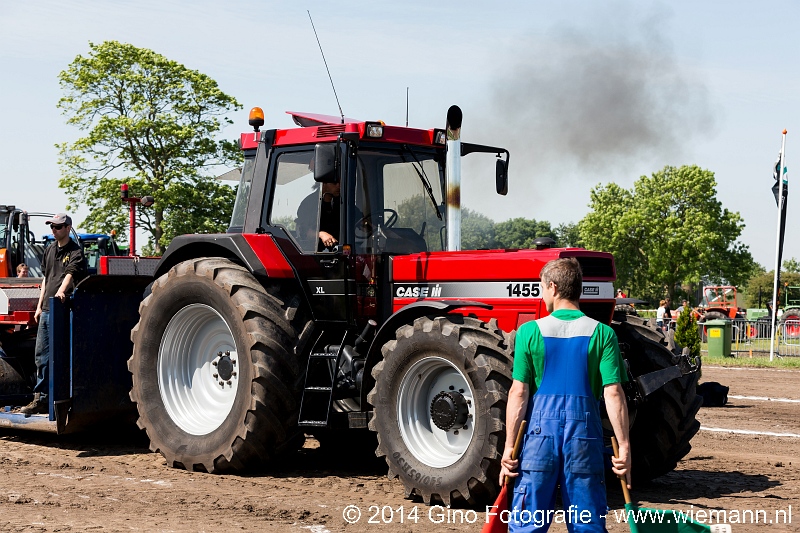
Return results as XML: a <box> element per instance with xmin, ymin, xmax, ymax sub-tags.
<box><xmin>123</xmin><ymin>107</ymin><xmax>700</xmax><ymax>505</ymax></box>
<box><xmin>695</xmin><ymin>285</ymin><xmax>746</xmax><ymax>322</ymax></box>
<box><xmin>1</xmin><ymin>107</ymin><xmax>700</xmax><ymax>507</ymax></box>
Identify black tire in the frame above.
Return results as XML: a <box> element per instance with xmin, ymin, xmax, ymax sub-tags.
<box><xmin>612</xmin><ymin>314</ymin><xmax>702</xmax><ymax>481</ymax></box>
<box><xmin>368</xmin><ymin>315</ymin><xmax>512</xmax><ymax>506</ymax></box>
<box><xmin>128</xmin><ymin>258</ymin><xmax>311</xmax><ymax>473</ymax></box>
<box><xmin>700</xmin><ymin>310</ymin><xmax>729</xmax><ymax>323</ymax></box>
<box><xmin>614</xmin><ymin>304</ymin><xmax>639</xmax><ymax>317</ymax></box>
<box><xmin>699</xmin><ymin>311</ymin><xmax>729</xmax><ymax>342</ymax></box>
<box><xmin>779</xmin><ymin>307</ymin><xmax>800</xmax><ymax>339</ymax></box>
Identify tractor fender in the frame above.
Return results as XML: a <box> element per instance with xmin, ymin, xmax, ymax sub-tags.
<box><xmin>154</xmin><ymin>233</ymin><xmax>296</xmax><ymax>280</ymax></box>
<box><xmin>359</xmin><ymin>300</ymin><xmax>492</xmax><ymax>408</ymax></box>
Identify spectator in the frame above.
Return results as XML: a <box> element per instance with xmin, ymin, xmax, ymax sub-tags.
<box><xmin>676</xmin><ymin>299</ymin><xmax>689</xmax><ymax>314</ymax></box>
<box><xmin>18</xmin><ymin>213</ymin><xmax>86</xmax><ymax>415</ymax></box>
<box><xmin>656</xmin><ymin>299</ymin><xmax>667</xmax><ymax>329</ymax></box>
<box><xmin>16</xmin><ymin>263</ymin><xmax>29</xmax><ymax>278</ymax></box>
<box><xmin>616</xmin><ymin>288</ymin><xmax>627</xmax><ymax>298</ymax></box>
<box><xmin>664</xmin><ymin>297</ymin><xmax>673</xmax><ymax>328</ymax></box>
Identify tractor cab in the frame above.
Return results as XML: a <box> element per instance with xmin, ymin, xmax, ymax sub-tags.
<box><xmin>0</xmin><ymin>206</ymin><xmax>47</xmax><ymax>278</ymax></box>
<box><xmin>226</xmin><ymin>109</ymin><xmax>509</xmax><ymax>326</ymax></box>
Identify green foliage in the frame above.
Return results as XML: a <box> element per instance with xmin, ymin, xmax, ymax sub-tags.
<box><xmin>743</xmin><ymin>270</ymin><xmax>800</xmax><ymax>308</ymax></box>
<box><xmin>494</xmin><ymin>218</ymin><xmax>555</xmax><ymax>249</ymax></box>
<box><xmin>57</xmin><ymin>41</ymin><xmax>242</xmax><ymax>254</ymax></box>
<box><xmin>395</xmin><ymin>194</ymin><xmax>447</xmax><ymax>251</ymax></box>
<box><xmin>783</xmin><ymin>257</ymin><xmax>800</xmax><ymax>273</ymax></box>
<box><xmin>461</xmin><ymin>208</ymin><xmax>496</xmax><ymax>250</ymax></box>
<box><xmin>675</xmin><ymin>308</ymin><xmax>701</xmax><ymax>359</ymax></box>
<box><xmin>579</xmin><ymin>165</ymin><xmax>756</xmax><ymax>302</ymax></box>
<box><xmin>555</xmin><ymin>222</ymin><xmax>583</xmax><ymax>248</ymax></box>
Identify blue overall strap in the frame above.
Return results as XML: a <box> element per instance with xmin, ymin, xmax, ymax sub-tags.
<box><xmin>535</xmin><ymin>314</ymin><xmax>597</xmax><ymax>398</ymax></box>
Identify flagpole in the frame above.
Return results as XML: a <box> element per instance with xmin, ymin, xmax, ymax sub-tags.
<box><xmin>770</xmin><ymin>129</ymin><xmax>787</xmax><ymax>361</ymax></box>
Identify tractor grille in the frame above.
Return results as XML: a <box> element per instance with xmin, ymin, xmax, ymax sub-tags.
<box><xmin>315</xmin><ymin>124</ymin><xmax>346</xmax><ymax>138</ymax></box>
<box><xmin>575</xmin><ymin>256</ymin><xmax>614</xmax><ymax>279</ymax></box>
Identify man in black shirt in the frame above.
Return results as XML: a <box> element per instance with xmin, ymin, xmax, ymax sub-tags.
<box><xmin>297</xmin><ymin>181</ymin><xmax>341</xmax><ymax>251</ymax></box>
<box><xmin>19</xmin><ymin>213</ymin><xmax>86</xmax><ymax>415</ymax></box>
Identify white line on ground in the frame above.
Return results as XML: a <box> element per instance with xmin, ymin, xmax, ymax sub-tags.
<box><xmin>728</xmin><ymin>394</ymin><xmax>800</xmax><ymax>403</ymax></box>
<box><xmin>704</xmin><ymin>365</ymin><xmax>800</xmax><ymax>373</ymax></box>
<box><xmin>701</xmin><ymin>426</ymin><xmax>800</xmax><ymax>438</ymax></box>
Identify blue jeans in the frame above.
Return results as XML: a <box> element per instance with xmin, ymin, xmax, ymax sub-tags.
<box><xmin>33</xmin><ymin>311</ymin><xmax>50</xmax><ymax>398</ymax></box>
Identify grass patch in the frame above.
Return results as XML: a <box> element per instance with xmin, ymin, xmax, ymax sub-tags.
<box><xmin>701</xmin><ymin>347</ymin><xmax>800</xmax><ymax>369</ymax></box>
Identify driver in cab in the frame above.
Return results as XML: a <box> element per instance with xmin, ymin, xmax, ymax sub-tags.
<box><xmin>296</xmin><ymin>153</ymin><xmax>341</xmax><ymax>251</ymax></box>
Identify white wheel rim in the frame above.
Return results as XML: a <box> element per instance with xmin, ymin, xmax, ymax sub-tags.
<box><xmin>397</xmin><ymin>356</ymin><xmax>475</xmax><ymax>468</ymax></box>
<box><xmin>158</xmin><ymin>304</ymin><xmax>239</xmax><ymax>435</ymax></box>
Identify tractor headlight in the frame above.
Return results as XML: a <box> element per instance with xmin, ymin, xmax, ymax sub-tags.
<box><xmin>365</xmin><ymin>122</ymin><xmax>384</xmax><ymax>138</ymax></box>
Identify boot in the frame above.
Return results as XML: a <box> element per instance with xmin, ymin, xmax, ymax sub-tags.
<box><xmin>19</xmin><ymin>393</ymin><xmax>47</xmax><ymax>415</ymax></box>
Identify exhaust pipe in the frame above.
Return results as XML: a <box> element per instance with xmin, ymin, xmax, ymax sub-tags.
<box><xmin>445</xmin><ymin>105</ymin><xmax>462</xmax><ymax>251</ymax></box>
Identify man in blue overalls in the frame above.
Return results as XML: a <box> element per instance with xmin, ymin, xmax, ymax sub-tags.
<box><xmin>500</xmin><ymin>258</ymin><xmax>631</xmax><ymax>532</ymax></box>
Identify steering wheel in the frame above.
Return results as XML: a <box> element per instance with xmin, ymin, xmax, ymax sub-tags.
<box><xmin>356</xmin><ymin>209</ymin><xmax>398</xmax><ymax>237</ymax></box>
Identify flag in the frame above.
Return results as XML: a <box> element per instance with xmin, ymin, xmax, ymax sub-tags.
<box><xmin>771</xmin><ymin>151</ymin><xmax>789</xmax><ymax>298</ymax></box>
<box><xmin>482</xmin><ymin>484</ymin><xmax>512</xmax><ymax>533</ymax></box>
<box><xmin>772</xmin><ymin>153</ymin><xmax>789</xmax><ymax>207</ymax></box>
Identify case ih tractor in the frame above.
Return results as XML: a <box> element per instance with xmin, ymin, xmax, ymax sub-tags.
<box><xmin>123</xmin><ymin>106</ymin><xmax>700</xmax><ymax>506</ymax></box>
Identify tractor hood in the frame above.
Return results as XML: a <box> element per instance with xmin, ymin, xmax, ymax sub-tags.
<box><xmin>391</xmin><ymin>248</ymin><xmax>616</xmax><ymax>283</ymax></box>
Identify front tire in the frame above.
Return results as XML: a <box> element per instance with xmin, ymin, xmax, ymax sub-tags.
<box><xmin>368</xmin><ymin>315</ymin><xmax>512</xmax><ymax>506</ymax></box>
<box><xmin>128</xmin><ymin>258</ymin><xmax>310</xmax><ymax>473</ymax></box>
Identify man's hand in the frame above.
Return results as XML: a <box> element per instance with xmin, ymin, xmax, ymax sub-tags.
<box><xmin>34</xmin><ymin>307</ymin><xmax>42</xmax><ymax>324</ymax></box>
<box><xmin>499</xmin><ymin>446</ymin><xmax>520</xmax><ymax>486</ymax></box>
<box><xmin>612</xmin><ymin>441</ymin><xmax>632</xmax><ymax>489</ymax></box>
<box><xmin>604</xmin><ymin>382</ymin><xmax>632</xmax><ymax>489</ymax></box>
<box><xmin>55</xmin><ymin>289</ymin><xmax>67</xmax><ymax>302</ymax></box>
<box><xmin>319</xmin><ymin>231</ymin><xmax>337</xmax><ymax>248</ymax></box>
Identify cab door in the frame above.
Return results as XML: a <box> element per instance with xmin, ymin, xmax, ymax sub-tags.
<box><xmin>265</xmin><ymin>146</ymin><xmax>351</xmax><ymax>323</ymax></box>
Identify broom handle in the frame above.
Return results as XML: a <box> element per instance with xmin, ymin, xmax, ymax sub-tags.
<box><xmin>504</xmin><ymin>420</ymin><xmax>528</xmax><ymax>485</ymax></box>
<box><xmin>611</xmin><ymin>436</ymin><xmax>632</xmax><ymax>504</ymax></box>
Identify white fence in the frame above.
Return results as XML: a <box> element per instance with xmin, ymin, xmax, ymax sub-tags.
<box><xmin>697</xmin><ymin>319</ymin><xmax>800</xmax><ymax>357</ymax></box>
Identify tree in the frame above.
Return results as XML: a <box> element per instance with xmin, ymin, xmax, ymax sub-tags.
<box><xmin>555</xmin><ymin>222</ymin><xmax>583</xmax><ymax>248</ymax></box>
<box><xmin>461</xmin><ymin>207</ymin><xmax>496</xmax><ymax>250</ymax></box>
<box><xmin>57</xmin><ymin>41</ymin><xmax>242</xmax><ymax>254</ymax></box>
<box><xmin>579</xmin><ymin>165</ymin><xmax>756</xmax><ymax>303</ymax></box>
<box><xmin>675</xmin><ymin>307</ymin><xmax>701</xmax><ymax>359</ymax></box>
<box><xmin>784</xmin><ymin>257</ymin><xmax>800</xmax><ymax>274</ymax></box>
<box><xmin>494</xmin><ymin>218</ymin><xmax>555</xmax><ymax>249</ymax></box>
<box><xmin>743</xmin><ymin>270</ymin><xmax>800</xmax><ymax>308</ymax></box>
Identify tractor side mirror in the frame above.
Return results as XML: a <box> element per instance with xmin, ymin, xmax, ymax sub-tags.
<box><xmin>496</xmin><ymin>159</ymin><xmax>508</xmax><ymax>195</ymax></box>
<box><xmin>314</xmin><ymin>143</ymin><xmax>338</xmax><ymax>183</ymax></box>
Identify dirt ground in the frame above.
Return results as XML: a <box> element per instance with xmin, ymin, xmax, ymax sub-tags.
<box><xmin>1</xmin><ymin>365</ymin><xmax>798</xmax><ymax>533</ymax></box>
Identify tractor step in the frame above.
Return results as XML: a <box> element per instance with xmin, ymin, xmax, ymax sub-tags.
<box><xmin>297</xmin><ymin>334</ymin><xmax>346</xmax><ymax>427</ymax></box>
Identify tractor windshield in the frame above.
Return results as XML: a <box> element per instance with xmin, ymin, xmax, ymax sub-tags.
<box><xmin>229</xmin><ymin>150</ymin><xmax>256</xmax><ymax>229</ymax></box>
<box><xmin>353</xmin><ymin>147</ymin><xmax>445</xmax><ymax>254</ymax></box>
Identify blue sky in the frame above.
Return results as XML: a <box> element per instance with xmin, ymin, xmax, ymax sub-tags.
<box><xmin>1</xmin><ymin>0</ymin><xmax>798</xmax><ymax>269</ymax></box>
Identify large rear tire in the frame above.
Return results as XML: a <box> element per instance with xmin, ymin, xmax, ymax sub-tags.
<box><xmin>368</xmin><ymin>315</ymin><xmax>512</xmax><ymax>506</ymax></box>
<box><xmin>779</xmin><ymin>307</ymin><xmax>800</xmax><ymax>339</ymax></box>
<box><xmin>128</xmin><ymin>258</ymin><xmax>311</xmax><ymax>473</ymax></box>
<box><xmin>612</xmin><ymin>314</ymin><xmax>702</xmax><ymax>481</ymax></box>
